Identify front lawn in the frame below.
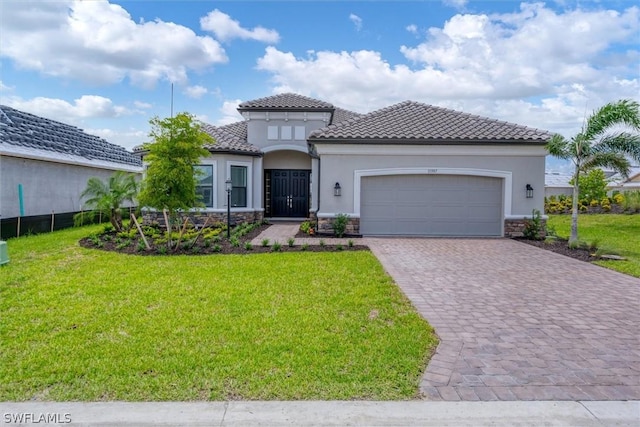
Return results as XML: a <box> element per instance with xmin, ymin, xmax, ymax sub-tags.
<box><xmin>547</xmin><ymin>214</ymin><xmax>640</xmax><ymax>278</ymax></box>
<box><xmin>0</xmin><ymin>226</ymin><xmax>437</xmax><ymax>401</ymax></box>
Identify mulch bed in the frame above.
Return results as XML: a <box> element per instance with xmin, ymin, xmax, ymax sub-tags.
<box><xmin>516</xmin><ymin>237</ymin><xmax>599</xmax><ymax>262</ymax></box>
<box><xmin>80</xmin><ymin>224</ymin><xmax>368</xmax><ymax>256</ymax></box>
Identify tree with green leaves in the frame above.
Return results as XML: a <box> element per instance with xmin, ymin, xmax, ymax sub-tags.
<box><xmin>547</xmin><ymin>99</ymin><xmax>640</xmax><ymax>244</ymax></box>
<box><xmin>79</xmin><ymin>171</ymin><xmax>139</xmax><ymax>232</ymax></box>
<box><xmin>569</xmin><ymin>168</ymin><xmax>609</xmax><ymax>203</ymax></box>
<box><xmin>138</xmin><ymin>113</ymin><xmax>213</xmax><ymax>232</ymax></box>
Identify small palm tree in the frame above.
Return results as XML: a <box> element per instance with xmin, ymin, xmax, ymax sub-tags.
<box><xmin>547</xmin><ymin>99</ymin><xmax>640</xmax><ymax>244</ymax></box>
<box><xmin>81</xmin><ymin>171</ymin><xmax>139</xmax><ymax>232</ymax></box>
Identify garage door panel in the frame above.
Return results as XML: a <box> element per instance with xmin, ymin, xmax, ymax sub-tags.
<box><xmin>468</xmin><ymin>190</ymin><xmax>501</xmax><ymax>203</ymax></box>
<box><xmin>360</xmin><ymin>174</ymin><xmax>502</xmax><ymax>236</ymax></box>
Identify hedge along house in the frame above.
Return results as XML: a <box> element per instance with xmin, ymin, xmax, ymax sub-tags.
<box><xmin>137</xmin><ymin>93</ymin><xmax>551</xmax><ymax>237</ymax></box>
<box><xmin>0</xmin><ymin>105</ymin><xmax>142</xmax><ymax>237</ymax></box>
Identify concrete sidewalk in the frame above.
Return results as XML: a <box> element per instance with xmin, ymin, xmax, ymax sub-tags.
<box><xmin>250</xmin><ymin>223</ymin><xmax>357</xmax><ymax>246</ymax></box>
<box><xmin>1</xmin><ymin>401</ymin><xmax>638</xmax><ymax>426</ymax></box>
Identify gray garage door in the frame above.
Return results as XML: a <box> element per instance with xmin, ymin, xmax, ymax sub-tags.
<box><xmin>360</xmin><ymin>174</ymin><xmax>503</xmax><ymax>236</ymax></box>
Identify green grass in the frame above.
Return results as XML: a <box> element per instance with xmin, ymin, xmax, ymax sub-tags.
<box><xmin>547</xmin><ymin>214</ymin><xmax>640</xmax><ymax>278</ymax></box>
<box><xmin>0</xmin><ymin>226</ymin><xmax>436</xmax><ymax>401</ymax></box>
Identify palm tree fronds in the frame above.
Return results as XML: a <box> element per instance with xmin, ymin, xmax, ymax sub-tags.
<box><xmin>583</xmin><ymin>99</ymin><xmax>640</xmax><ymax>142</ymax></box>
<box><xmin>546</xmin><ymin>134</ymin><xmax>573</xmax><ymax>160</ymax></box>
<box><xmin>581</xmin><ymin>152</ymin><xmax>631</xmax><ymax>178</ymax></box>
<box><xmin>594</xmin><ymin>132</ymin><xmax>640</xmax><ymax>164</ymax></box>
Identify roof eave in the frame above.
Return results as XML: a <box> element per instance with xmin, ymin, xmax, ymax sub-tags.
<box><xmin>237</xmin><ymin>106</ymin><xmax>334</xmax><ymax>113</ymax></box>
<box><xmin>207</xmin><ymin>148</ymin><xmax>263</xmax><ymax>157</ymax></box>
<box><xmin>308</xmin><ymin>137</ymin><xmax>549</xmax><ymax>145</ymax></box>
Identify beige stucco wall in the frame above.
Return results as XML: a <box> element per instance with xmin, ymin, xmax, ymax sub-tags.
<box><xmin>314</xmin><ymin>144</ymin><xmax>546</xmax><ymax>218</ymax></box>
<box><xmin>245</xmin><ymin>113</ymin><xmax>328</xmax><ymax>150</ymax></box>
<box><xmin>263</xmin><ymin>150</ymin><xmax>311</xmax><ymax>170</ymax></box>
<box><xmin>197</xmin><ymin>153</ymin><xmax>263</xmax><ymax>212</ymax></box>
<box><xmin>0</xmin><ymin>155</ymin><xmax>141</xmax><ymax>218</ymax></box>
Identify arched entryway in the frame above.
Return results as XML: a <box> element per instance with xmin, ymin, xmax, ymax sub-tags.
<box><xmin>263</xmin><ymin>149</ymin><xmax>312</xmax><ymax>218</ymax></box>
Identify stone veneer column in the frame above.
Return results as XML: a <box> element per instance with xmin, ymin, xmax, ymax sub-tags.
<box><xmin>504</xmin><ymin>218</ymin><xmax>547</xmax><ymax>238</ymax></box>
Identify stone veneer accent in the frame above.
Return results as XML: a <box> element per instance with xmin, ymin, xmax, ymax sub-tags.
<box><xmin>314</xmin><ymin>217</ymin><xmax>545</xmax><ymax>238</ymax></box>
<box><xmin>504</xmin><ymin>218</ymin><xmax>547</xmax><ymax>238</ymax></box>
<box><xmin>316</xmin><ymin>216</ymin><xmax>360</xmax><ymax>236</ymax></box>
<box><xmin>143</xmin><ymin>210</ymin><xmax>263</xmax><ymax>228</ymax></box>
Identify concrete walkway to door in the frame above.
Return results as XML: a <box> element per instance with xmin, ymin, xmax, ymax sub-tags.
<box><xmin>367</xmin><ymin>238</ymin><xmax>640</xmax><ymax>401</ymax></box>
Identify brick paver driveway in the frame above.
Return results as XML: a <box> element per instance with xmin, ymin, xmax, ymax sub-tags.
<box><xmin>367</xmin><ymin>238</ymin><xmax>640</xmax><ymax>401</ymax></box>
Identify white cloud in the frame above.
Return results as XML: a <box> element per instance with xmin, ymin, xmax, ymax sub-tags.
<box><xmin>200</xmin><ymin>9</ymin><xmax>280</xmax><ymax>43</ymax></box>
<box><xmin>134</xmin><ymin>101</ymin><xmax>153</xmax><ymax>109</ymax></box>
<box><xmin>217</xmin><ymin>100</ymin><xmax>244</xmax><ymax>125</ymax></box>
<box><xmin>86</xmin><ymin>128</ymin><xmax>147</xmax><ymax>151</ymax></box>
<box><xmin>443</xmin><ymin>0</ymin><xmax>468</xmax><ymax>9</ymax></box>
<box><xmin>0</xmin><ymin>0</ymin><xmax>227</xmax><ymax>88</ymax></box>
<box><xmin>406</xmin><ymin>24</ymin><xmax>419</xmax><ymax>35</ymax></box>
<box><xmin>183</xmin><ymin>85</ymin><xmax>209</xmax><ymax>99</ymax></box>
<box><xmin>349</xmin><ymin>14</ymin><xmax>363</xmax><ymax>31</ymax></box>
<box><xmin>3</xmin><ymin>95</ymin><xmax>131</xmax><ymax>121</ymax></box>
<box><xmin>0</xmin><ymin>81</ymin><xmax>13</xmax><ymax>91</ymax></box>
<box><xmin>3</xmin><ymin>94</ymin><xmax>146</xmax><ymax>150</ymax></box>
<box><xmin>256</xmin><ymin>4</ymin><xmax>639</xmax><ymax>138</ymax></box>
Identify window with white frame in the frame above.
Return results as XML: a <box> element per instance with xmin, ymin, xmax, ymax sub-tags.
<box><xmin>267</xmin><ymin>126</ymin><xmax>278</xmax><ymax>140</ymax></box>
<box><xmin>281</xmin><ymin>126</ymin><xmax>292</xmax><ymax>140</ymax></box>
<box><xmin>294</xmin><ymin>126</ymin><xmax>306</xmax><ymax>140</ymax></box>
<box><xmin>194</xmin><ymin>165</ymin><xmax>214</xmax><ymax>207</ymax></box>
<box><xmin>230</xmin><ymin>165</ymin><xmax>247</xmax><ymax>207</ymax></box>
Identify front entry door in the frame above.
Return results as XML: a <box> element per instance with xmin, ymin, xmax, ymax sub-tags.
<box><xmin>270</xmin><ymin>170</ymin><xmax>309</xmax><ymax>217</ymax></box>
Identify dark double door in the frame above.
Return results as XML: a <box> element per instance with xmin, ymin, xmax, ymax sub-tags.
<box><xmin>269</xmin><ymin>170</ymin><xmax>309</xmax><ymax>218</ymax></box>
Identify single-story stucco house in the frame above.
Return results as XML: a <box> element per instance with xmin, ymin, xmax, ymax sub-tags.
<box><xmin>609</xmin><ymin>167</ymin><xmax>640</xmax><ymax>192</ymax></box>
<box><xmin>0</xmin><ymin>105</ymin><xmax>142</xmax><ymax>237</ymax></box>
<box><xmin>545</xmin><ymin>168</ymin><xmax>640</xmax><ymax>199</ymax></box>
<box><xmin>136</xmin><ymin>93</ymin><xmax>551</xmax><ymax>237</ymax></box>
<box><xmin>544</xmin><ymin>172</ymin><xmax>574</xmax><ymax>198</ymax></box>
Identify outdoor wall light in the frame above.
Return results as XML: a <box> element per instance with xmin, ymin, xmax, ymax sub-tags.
<box><xmin>225</xmin><ymin>178</ymin><xmax>233</xmax><ymax>238</ymax></box>
<box><xmin>334</xmin><ymin>182</ymin><xmax>342</xmax><ymax>197</ymax></box>
<box><xmin>526</xmin><ymin>184</ymin><xmax>534</xmax><ymax>199</ymax></box>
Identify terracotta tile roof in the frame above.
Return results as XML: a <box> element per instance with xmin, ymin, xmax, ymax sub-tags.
<box><xmin>309</xmin><ymin>101</ymin><xmax>552</xmax><ymax>143</ymax></box>
<box><xmin>0</xmin><ymin>104</ymin><xmax>141</xmax><ymax>166</ymax></box>
<box><xmin>238</xmin><ymin>93</ymin><xmax>335</xmax><ymax>111</ymax></box>
<box><xmin>199</xmin><ymin>121</ymin><xmax>261</xmax><ymax>154</ymax></box>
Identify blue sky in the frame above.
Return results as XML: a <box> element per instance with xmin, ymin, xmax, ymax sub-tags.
<box><xmin>1</xmin><ymin>0</ymin><xmax>638</xmax><ymax>172</ymax></box>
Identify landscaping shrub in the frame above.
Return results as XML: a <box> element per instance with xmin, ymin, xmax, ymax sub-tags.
<box><xmin>571</xmin><ymin>169</ymin><xmax>608</xmax><ymax>204</ymax></box>
<box><xmin>523</xmin><ymin>209</ymin><xmax>544</xmax><ymax>240</ymax></box>
<box><xmin>623</xmin><ymin>190</ymin><xmax>640</xmax><ymax>212</ymax></box>
<box><xmin>332</xmin><ymin>213</ymin><xmax>349</xmax><ymax>238</ymax></box>
<box><xmin>300</xmin><ymin>221</ymin><xmax>315</xmax><ymax>235</ymax></box>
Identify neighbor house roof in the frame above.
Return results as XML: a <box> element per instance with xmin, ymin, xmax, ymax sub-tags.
<box><xmin>609</xmin><ymin>167</ymin><xmax>640</xmax><ymax>188</ymax></box>
<box><xmin>238</xmin><ymin>93</ymin><xmax>334</xmax><ymax>111</ymax></box>
<box><xmin>545</xmin><ymin>173</ymin><xmax>573</xmax><ymax>188</ymax></box>
<box><xmin>0</xmin><ymin>105</ymin><xmax>141</xmax><ymax>170</ymax></box>
<box><xmin>309</xmin><ymin>101</ymin><xmax>552</xmax><ymax>143</ymax></box>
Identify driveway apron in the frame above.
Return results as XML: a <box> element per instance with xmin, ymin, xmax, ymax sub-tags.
<box><xmin>366</xmin><ymin>238</ymin><xmax>640</xmax><ymax>401</ymax></box>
